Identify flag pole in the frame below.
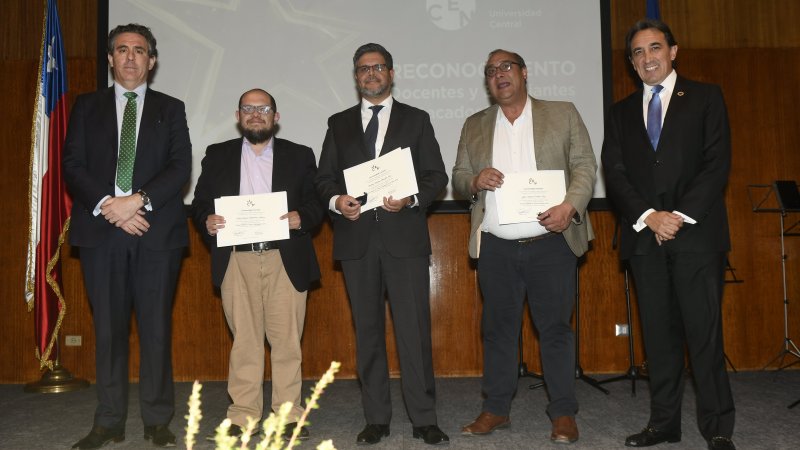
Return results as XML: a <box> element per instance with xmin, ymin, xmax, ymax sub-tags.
<box><xmin>24</xmin><ymin>0</ymin><xmax>88</xmax><ymax>394</ymax></box>
<box><xmin>25</xmin><ymin>340</ymin><xmax>89</xmax><ymax>393</ymax></box>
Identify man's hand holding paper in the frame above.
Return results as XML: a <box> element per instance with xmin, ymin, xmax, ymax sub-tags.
<box><xmin>537</xmin><ymin>202</ymin><xmax>577</xmax><ymax>233</ymax></box>
<box><xmin>494</xmin><ymin>170</ymin><xmax>567</xmax><ymax>225</ymax></box>
<box><xmin>343</xmin><ymin>147</ymin><xmax>419</xmax><ymax>212</ymax></box>
<box><xmin>213</xmin><ymin>192</ymin><xmax>290</xmax><ymax>247</ymax></box>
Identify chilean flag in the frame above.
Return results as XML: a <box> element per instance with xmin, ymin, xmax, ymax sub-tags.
<box><xmin>646</xmin><ymin>0</ymin><xmax>661</xmax><ymax>19</ymax></box>
<box><xmin>26</xmin><ymin>0</ymin><xmax>72</xmax><ymax>371</ymax></box>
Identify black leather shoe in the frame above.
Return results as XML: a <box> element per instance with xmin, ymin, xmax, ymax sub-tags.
<box><xmin>143</xmin><ymin>425</ymin><xmax>176</xmax><ymax>447</ymax></box>
<box><xmin>708</xmin><ymin>436</ymin><xmax>736</xmax><ymax>450</ymax></box>
<box><xmin>625</xmin><ymin>426</ymin><xmax>681</xmax><ymax>447</ymax></box>
<box><xmin>72</xmin><ymin>426</ymin><xmax>125</xmax><ymax>449</ymax></box>
<box><xmin>356</xmin><ymin>424</ymin><xmax>390</xmax><ymax>445</ymax></box>
<box><xmin>283</xmin><ymin>422</ymin><xmax>310</xmax><ymax>441</ymax></box>
<box><xmin>205</xmin><ymin>424</ymin><xmax>243</xmax><ymax>442</ymax></box>
<box><xmin>413</xmin><ymin>425</ymin><xmax>450</xmax><ymax>445</ymax></box>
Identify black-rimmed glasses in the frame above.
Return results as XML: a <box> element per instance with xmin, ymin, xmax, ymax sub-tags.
<box><xmin>356</xmin><ymin>64</ymin><xmax>388</xmax><ymax>75</ymax></box>
<box><xmin>484</xmin><ymin>61</ymin><xmax>521</xmax><ymax>77</ymax></box>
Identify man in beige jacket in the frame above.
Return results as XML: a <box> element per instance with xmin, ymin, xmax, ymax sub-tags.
<box><xmin>452</xmin><ymin>49</ymin><xmax>596</xmax><ymax>445</ymax></box>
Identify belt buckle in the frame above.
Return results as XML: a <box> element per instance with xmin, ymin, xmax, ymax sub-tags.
<box><xmin>251</xmin><ymin>241</ymin><xmax>268</xmax><ymax>252</ymax></box>
<box><xmin>518</xmin><ymin>232</ymin><xmax>552</xmax><ymax>245</ymax></box>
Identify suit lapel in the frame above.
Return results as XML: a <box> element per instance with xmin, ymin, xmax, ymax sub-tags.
<box><xmin>345</xmin><ymin>105</ymin><xmax>373</xmax><ymax>161</ymax></box>
<box><xmin>622</xmin><ymin>90</ymin><xmax>655</xmax><ymax>154</ymax></box>
<box><xmin>380</xmin><ymin>102</ymin><xmax>402</xmax><ymax>157</ymax></box>
<box><xmin>271</xmin><ymin>138</ymin><xmax>286</xmax><ymax>192</ymax></box>
<box><xmin>137</xmin><ymin>89</ymin><xmax>159</xmax><ymax>155</ymax></box>
<box><xmin>476</xmin><ymin>105</ymin><xmax>497</xmax><ymax>170</ymax></box>
<box><xmin>225</xmin><ymin>139</ymin><xmax>243</xmax><ymax>195</ymax></box>
<box><xmin>102</xmin><ymin>87</ymin><xmax>118</xmax><ymax>160</ymax></box>
<box><xmin>659</xmin><ymin>77</ymin><xmax>688</xmax><ymax>148</ymax></box>
<box><xmin>531</xmin><ymin>98</ymin><xmax>553</xmax><ymax>166</ymax></box>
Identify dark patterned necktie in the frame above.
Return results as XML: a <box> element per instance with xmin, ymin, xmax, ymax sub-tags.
<box><xmin>364</xmin><ymin>104</ymin><xmax>384</xmax><ymax>158</ymax></box>
<box><xmin>116</xmin><ymin>91</ymin><xmax>138</xmax><ymax>191</ymax></box>
<box><xmin>646</xmin><ymin>85</ymin><xmax>664</xmax><ymax>150</ymax></box>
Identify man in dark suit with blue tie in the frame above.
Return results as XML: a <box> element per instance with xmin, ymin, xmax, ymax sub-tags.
<box><xmin>63</xmin><ymin>24</ymin><xmax>191</xmax><ymax>449</ymax></box>
<box><xmin>315</xmin><ymin>43</ymin><xmax>449</xmax><ymax>446</ymax></box>
<box><xmin>602</xmin><ymin>19</ymin><xmax>736</xmax><ymax>450</ymax></box>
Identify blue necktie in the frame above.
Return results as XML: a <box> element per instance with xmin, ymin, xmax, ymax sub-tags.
<box><xmin>647</xmin><ymin>85</ymin><xmax>664</xmax><ymax>150</ymax></box>
<box><xmin>364</xmin><ymin>105</ymin><xmax>384</xmax><ymax>158</ymax></box>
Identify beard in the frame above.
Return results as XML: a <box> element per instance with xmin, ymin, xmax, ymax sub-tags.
<box><xmin>240</xmin><ymin>125</ymin><xmax>273</xmax><ymax>144</ymax></box>
<box><xmin>358</xmin><ymin>78</ymin><xmax>390</xmax><ymax>98</ymax></box>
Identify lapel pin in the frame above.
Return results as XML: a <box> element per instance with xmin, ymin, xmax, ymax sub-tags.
<box><xmin>677</xmin><ymin>91</ymin><xmax>685</xmax><ymax>96</ymax></box>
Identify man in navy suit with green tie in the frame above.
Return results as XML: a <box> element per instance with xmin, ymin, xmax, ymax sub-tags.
<box><xmin>64</xmin><ymin>23</ymin><xmax>191</xmax><ymax>449</ymax></box>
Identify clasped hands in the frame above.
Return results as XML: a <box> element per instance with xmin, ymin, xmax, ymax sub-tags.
<box><xmin>101</xmin><ymin>195</ymin><xmax>148</xmax><ymax>236</ymax></box>
<box><xmin>645</xmin><ymin>211</ymin><xmax>684</xmax><ymax>245</ymax></box>
<box><xmin>335</xmin><ymin>195</ymin><xmax>411</xmax><ymax>221</ymax></box>
<box><xmin>471</xmin><ymin>168</ymin><xmax>576</xmax><ymax>233</ymax></box>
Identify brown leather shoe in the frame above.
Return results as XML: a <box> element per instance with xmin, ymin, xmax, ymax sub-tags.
<box><xmin>461</xmin><ymin>412</ymin><xmax>510</xmax><ymax>436</ymax></box>
<box><xmin>550</xmin><ymin>416</ymin><xmax>579</xmax><ymax>444</ymax></box>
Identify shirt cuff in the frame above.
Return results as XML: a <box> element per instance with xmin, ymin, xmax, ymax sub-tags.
<box><xmin>329</xmin><ymin>195</ymin><xmax>342</xmax><ymax>215</ymax></box>
<box><xmin>633</xmin><ymin>208</ymin><xmax>655</xmax><ymax>232</ymax></box>
<box><xmin>673</xmin><ymin>210</ymin><xmax>697</xmax><ymax>224</ymax></box>
<box><xmin>93</xmin><ymin>195</ymin><xmax>112</xmax><ymax>216</ymax></box>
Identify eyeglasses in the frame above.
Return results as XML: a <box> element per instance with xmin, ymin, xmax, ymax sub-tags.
<box><xmin>356</xmin><ymin>64</ymin><xmax>388</xmax><ymax>75</ymax></box>
<box><xmin>484</xmin><ymin>61</ymin><xmax>521</xmax><ymax>77</ymax></box>
<box><xmin>239</xmin><ymin>104</ymin><xmax>272</xmax><ymax>115</ymax></box>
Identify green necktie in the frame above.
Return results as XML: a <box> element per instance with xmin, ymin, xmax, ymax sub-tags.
<box><xmin>116</xmin><ymin>91</ymin><xmax>138</xmax><ymax>192</ymax></box>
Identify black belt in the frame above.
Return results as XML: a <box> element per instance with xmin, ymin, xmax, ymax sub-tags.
<box><xmin>516</xmin><ymin>232</ymin><xmax>557</xmax><ymax>244</ymax></box>
<box><xmin>233</xmin><ymin>241</ymin><xmax>276</xmax><ymax>252</ymax></box>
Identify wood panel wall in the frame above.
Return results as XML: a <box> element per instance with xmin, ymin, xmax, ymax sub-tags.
<box><xmin>2</xmin><ymin>0</ymin><xmax>799</xmax><ymax>383</ymax></box>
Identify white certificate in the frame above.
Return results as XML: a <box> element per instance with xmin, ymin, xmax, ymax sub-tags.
<box><xmin>495</xmin><ymin>170</ymin><xmax>566</xmax><ymax>224</ymax></box>
<box><xmin>343</xmin><ymin>147</ymin><xmax>419</xmax><ymax>212</ymax></box>
<box><xmin>213</xmin><ymin>192</ymin><xmax>290</xmax><ymax>247</ymax></box>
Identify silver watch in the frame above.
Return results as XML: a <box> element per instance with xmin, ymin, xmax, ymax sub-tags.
<box><xmin>137</xmin><ymin>190</ymin><xmax>151</xmax><ymax>210</ymax></box>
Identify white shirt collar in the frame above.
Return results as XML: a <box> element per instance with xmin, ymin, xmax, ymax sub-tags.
<box><xmin>113</xmin><ymin>82</ymin><xmax>147</xmax><ymax>100</ymax></box>
<box><xmin>361</xmin><ymin>95</ymin><xmax>393</xmax><ymax>114</ymax></box>
<box><xmin>643</xmin><ymin>70</ymin><xmax>677</xmax><ymax>96</ymax></box>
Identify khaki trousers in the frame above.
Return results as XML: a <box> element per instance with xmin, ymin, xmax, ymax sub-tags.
<box><xmin>221</xmin><ymin>249</ymin><xmax>307</xmax><ymax>426</ymax></box>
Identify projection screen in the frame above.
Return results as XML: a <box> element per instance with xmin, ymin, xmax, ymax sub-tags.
<box><xmin>105</xmin><ymin>0</ymin><xmax>610</xmax><ymax>206</ymax></box>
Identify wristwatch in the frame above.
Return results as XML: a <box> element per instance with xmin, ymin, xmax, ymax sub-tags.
<box><xmin>137</xmin><ymin>190</ymin><xmax>151</xmax><ymax>211</ymax></box>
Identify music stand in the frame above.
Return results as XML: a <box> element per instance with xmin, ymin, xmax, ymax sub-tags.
<box><xmin>598</xmin><ymin>265</ymin><xmax>648</xmax><ymax>396</ymax></box>
<box><xmin>598</xmin><ymin>220</ymin><xmax>648</xmax><ymax>396</ymax></box>
<box><xmin>572</xmin><ymin>265</ymin><xmax>610</xmax><ymax>394</ymax></box>
<box><xmin>524</xmin><ymin>263</ymin><xmax>609</xmax><ymax>394</ymax></box>
<box><xmin>518</xmin><ymin>330</ymin><xmax>545</xmax><ymax>389</ymax></box>
<box><xmin>722</xmin><ymin>258</ymin><xmax>742</xmax><ymax>372</ymax></box>
<box><xmin>748</xmin><ymin>181</ymin><xmax>800</xmax><ymax>372</ymax></box>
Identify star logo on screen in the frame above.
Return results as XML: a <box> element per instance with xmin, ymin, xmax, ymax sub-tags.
<box><xmin>427</xmin><ymin>0</ymin><xmax>475</xmax><ymax>31</ymax></box>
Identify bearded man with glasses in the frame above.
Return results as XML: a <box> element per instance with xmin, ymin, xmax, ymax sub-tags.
<box><xmin>453</xmin><ymin>49</ymin><xmax>597</xmax><ymax>444</ymax></box>
<box><xmin>191</xmin><ymin>88</ymin><xmax>324</xmax><ymax>442</ymax></box>
<box><xmin>315</xmin><ymin>43</ymin><xmax>449</xmax><ymax>446</ymax></box>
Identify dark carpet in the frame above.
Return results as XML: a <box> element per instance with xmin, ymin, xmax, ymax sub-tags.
<box><xmin>0</xmin><ymin>370</ymin><xmax>797</xmax><ymax>449</ymax></box>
